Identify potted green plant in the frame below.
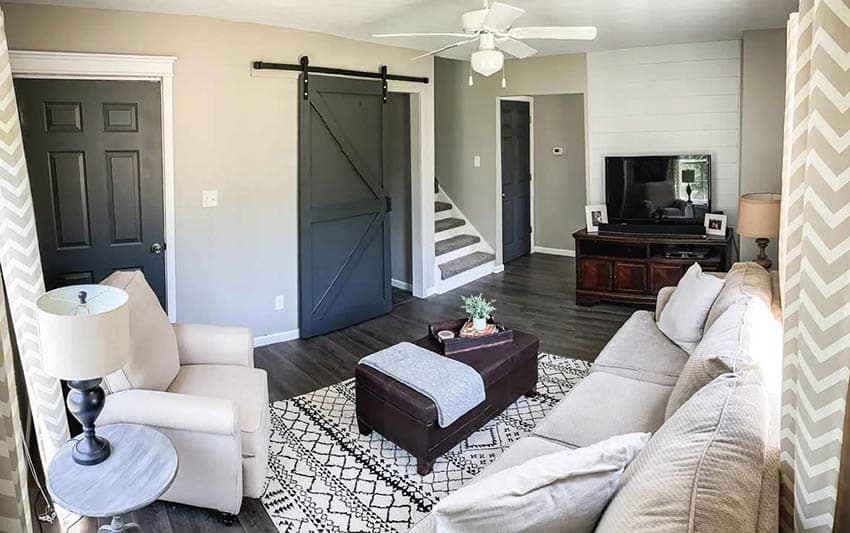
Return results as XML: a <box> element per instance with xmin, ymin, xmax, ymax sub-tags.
<box><xmin>462</xmin><ymin>294</ymin><xmax>496</xmax><ymax>332</ymax></box>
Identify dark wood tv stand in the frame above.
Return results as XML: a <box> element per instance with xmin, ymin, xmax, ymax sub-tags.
<box><xmin>572</xmin><ymin>228</ymin><xmax>732</xmax><ymax>307</ymax></box>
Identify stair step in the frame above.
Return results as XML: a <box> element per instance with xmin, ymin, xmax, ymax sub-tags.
<box><xmin>435</xmin><ymin>234</ymin><xmax>481</xmax><ymax>256</ymax></box>
<box><xmin>439</xmin><ymin>251</ymin><xmax>495</xmax><ymax>280</ymax></box>
<box><xmin>435</xmin><ymin>218</ymin><xmax>465</xmax><ymax>233</ymax></box>
<box><xmin>435</xmin><ymin>201</ymin><xmax>452</xmax><ymax>213</ymax></box>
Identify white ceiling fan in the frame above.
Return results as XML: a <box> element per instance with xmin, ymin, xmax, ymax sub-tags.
<box><xmin>373</xmin><ymin>1</ymin><xmax>597</xmax><ymax>82</ymax></box>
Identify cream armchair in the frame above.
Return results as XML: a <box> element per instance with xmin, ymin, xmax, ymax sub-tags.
<box><xmin>95</xmin><ymin>271</ymin><xmax>269</xmax><ymax>523</ymax></box>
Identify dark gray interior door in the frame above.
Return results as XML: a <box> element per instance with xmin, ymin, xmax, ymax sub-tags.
<box><xmin>299</xmin><ymin>75</ymin><xmax>391</xmax><ymax>338</ymax></box>
<box><xmin>15</xmin><ymin>79</ymin><xmax>166</xmax><ymax>306</ymax></box>
<box><xmin>501</xmin><ymin>100</ymin><xmax>531</xmax><ymax>264</ymax></box>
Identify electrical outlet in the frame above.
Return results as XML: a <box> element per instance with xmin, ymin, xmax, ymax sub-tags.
<box><xmin>274</xmin><ymin>295</ymin><xmax>285</xmax><ymax>310</ymax></box>
<box><xmin>552</xmin><ymin>147</ymin><xmax>564</xmax><ymax>156</ymax></box>
<box><xmin>473</xmin><ymin>155</ymin><xmax>481</xmax><ymax>168</ymax></box>
<box><xmin>202</xmin><ymin>190</ymin><xmax>218</xmax><ymax>208</ymax></box>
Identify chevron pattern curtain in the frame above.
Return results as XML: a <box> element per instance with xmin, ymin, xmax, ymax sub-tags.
<box><xmin>778</xmin><ymin>1</ymin><xmax>850</xmax><ymax>532</ymax></box>
<box><xmin>0</xmin><ymin>3</ymin><xmax>72</xmax><ymax>524</ymax></box>
<box><xmin>0</xmin><ymin>280</ymin><xmax>32</xmax><ymax>533</ymax></box>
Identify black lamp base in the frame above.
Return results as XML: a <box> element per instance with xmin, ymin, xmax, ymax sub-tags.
<box><xmin>66</xmin><ymin>378</ymin><xmax>111</xmax><ymax>466</ymax></box>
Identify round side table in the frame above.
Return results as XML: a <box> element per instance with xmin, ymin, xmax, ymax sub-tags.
<box><xmin>47</xmin><ymin>424</ymin><xmax>178</xmax><ymax>532</ymax></box>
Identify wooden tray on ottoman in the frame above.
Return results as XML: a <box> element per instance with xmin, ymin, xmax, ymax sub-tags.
<box><xmin>428</xmin><ymin>318</ymin><xmax>514</xmax><ymax>355</ymax></box>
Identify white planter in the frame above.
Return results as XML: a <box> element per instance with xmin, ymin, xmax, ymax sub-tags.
<box><xmin>472</xmin><ymin>317</ymin><xmax>487</xmax><ymax>331</ymax></box>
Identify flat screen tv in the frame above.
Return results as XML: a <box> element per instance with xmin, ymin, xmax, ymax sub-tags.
<box><xmin>605</xmin><ymin>154</ymin><xmax>711</xmax><ymax>224</ymax></box>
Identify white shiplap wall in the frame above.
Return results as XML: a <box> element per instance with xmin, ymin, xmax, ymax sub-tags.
<box><xmin>586</xmin><ymin>41</ymin><xmax>742</xmax><ymax>222</ymax></box>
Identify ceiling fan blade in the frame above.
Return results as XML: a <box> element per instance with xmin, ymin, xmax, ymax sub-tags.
<box><xmin>373</xmin><ymin>32</ymin><xmax>472</xmax><ymax>38</ymax></box>
<box><xmin>483</xmin><ymin>2</ymin><xmax>525</xmax><ymax>32</ymax></box>
<box><xmin>410</xmin><ymin>38</ymin><xmax>479</xmax><ymax>61</ymax></box>
<box><xmin>496</xmin><ymin>37</ymin><xmax>537</xmax><ymax>59</ymax></box>
<box><xmin>508</xmin><ymin>26</ymin><xmax>598</xmax><ymax>40</ymax></box>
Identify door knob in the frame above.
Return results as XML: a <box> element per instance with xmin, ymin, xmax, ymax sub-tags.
<box><xmin>502</xmin><ymin>193</ymin><xmax>506</xmax><ymax>199</ymax></box>
<box><xmin>150</xmin><ymin>242</ymin><xmax>165</xmax><ymax>255</ymax></box>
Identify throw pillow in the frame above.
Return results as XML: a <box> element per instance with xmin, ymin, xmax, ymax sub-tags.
<box><xmin>432</xmin><ymin>432</ymin><xmax>650</xmax><ymax>533</ymax></box>
<box><xmin>595</xmin><ymin>373</ymin><xmax>769</xmax><ymax>533</ymax></box>
<box><xmin>657</xmin><ymin>262</ymin><xmax>724</xmax><ymax>353</ymax></box>
<box><xmin>665</xmin><ymin>298</ymin><xmax>774</xmax><ymax>419</ymax></box>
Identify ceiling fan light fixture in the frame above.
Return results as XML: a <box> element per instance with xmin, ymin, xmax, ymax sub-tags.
<box><xmin>471</xmin><ymin>49</ymin><xmax>504</xmax><ymax>77</ymax></box>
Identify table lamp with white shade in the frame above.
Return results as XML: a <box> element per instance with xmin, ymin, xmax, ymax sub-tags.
<box><xmin>737</xmin><ymin>193</ymin><xmax>782</xmax><ymax>270</ymax></box>
<box><xmin>36</xmin><ymin>285</ymin><xmax>130</xmax><ymax>466</ymax></box>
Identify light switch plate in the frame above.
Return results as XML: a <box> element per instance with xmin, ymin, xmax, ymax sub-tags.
<box><xmin>473</xmin><ymin>155</ymin><xmax>481</xmax><ymax>168</ymax></box>
<box><xmin>552</xmin><ymin>147</ymin><xmax>564</xmax><ymax>156</ymax></box>
<box><xmin>202</xmin><ymin>190</ymin><xmax>218</xmax><ymax>208</ymax></box>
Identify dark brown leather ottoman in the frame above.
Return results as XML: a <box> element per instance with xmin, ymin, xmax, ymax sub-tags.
<box><xmin>355</xmin><ymin>330</ymin><xmax>540</xmax><ymax>475</ymax></box>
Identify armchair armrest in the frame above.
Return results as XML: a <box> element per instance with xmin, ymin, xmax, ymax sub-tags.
<box><xmin>173</xmin><ymin>323</ymin><xmax>254</xmax><ymax>367</ymax></box>
<box><xmin>99</xmin><ymin>389</ymin><xmax>239</xmax><ymax>436</ymax></box>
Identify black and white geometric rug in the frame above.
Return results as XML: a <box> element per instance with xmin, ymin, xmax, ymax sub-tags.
<box><xmin>261</xmin><ymin>353</ymin><xmax>592</xmax><ymax>533</ymax></box>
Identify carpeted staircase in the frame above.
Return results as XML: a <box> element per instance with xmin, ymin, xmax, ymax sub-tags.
<box><xmin>434</xmin><ymin>188</ymin><xmax>496</xmax><ymax>293</ymax></box>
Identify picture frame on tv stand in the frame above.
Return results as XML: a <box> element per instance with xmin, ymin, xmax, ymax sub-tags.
<box><xmin>585</xmin><ymin>204</ymin><xmax>608</xmax><ymax>233</ymax></box>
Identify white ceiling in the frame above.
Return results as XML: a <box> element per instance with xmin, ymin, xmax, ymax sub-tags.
<box><xmin>7</xmin><ymin>0</ymin><xmax>797</xmax><ymax>58</ymax></box>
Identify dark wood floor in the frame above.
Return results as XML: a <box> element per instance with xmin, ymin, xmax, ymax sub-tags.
<box><xmin>48</xmin><ymin>254</ymin><xmax>637</xmax><ymax>533</ymax></box>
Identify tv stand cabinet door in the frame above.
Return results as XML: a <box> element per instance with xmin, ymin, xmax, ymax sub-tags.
<box><xmin>650</xmin><ymin>263</ymin><xmax>685</xmax><ymax>294</ymax></box>
<box><xmin>613</xmin><ymin>261</ymin><xmax>647</xmax><ymax>294</ymax></box>
<box><xmin>578</xmin><ymin>258</ymin><xmax>613</xmax><ymax>291</ymax></box>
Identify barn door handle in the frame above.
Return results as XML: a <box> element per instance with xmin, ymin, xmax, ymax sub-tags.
<box><xmin>385</xmin><ymin>195</ymin><xmax>392</xmax><ymax>213</ymax></box>
<box><xmin>150</xmin><ymin>242</ymin><xmax>165</xmax><ymax>255</ymax></box>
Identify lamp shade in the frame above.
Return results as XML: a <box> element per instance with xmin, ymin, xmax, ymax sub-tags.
<box><xmin>471</xmin><ymin>49</ymin><xmax>503</xmax><ymax>77</ymax></box>
<box><xmin>36</xmin><ymin>285</ymin><xmax>130</xmax><ymax>381</ymax></box>
<box><xmin>737</xmin><ymin>193</ymin><xmax>781</xmax><ymax>238</ymax></box>
<box><xmin>681</xmin><ymin>169</ymin><xmax>696</xmax><ymax>183</ymax></box>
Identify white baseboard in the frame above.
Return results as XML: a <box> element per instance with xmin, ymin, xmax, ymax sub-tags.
<box><xmin>391</xmin><ymin>279</ymin><xmax>412</xmax><ymax>291</ymax></box>
<box><xmin>253</xmin><ymin>329</ymin><xmax>299</xmax><ymax>347</ymax></box>
<box><xmin>533</xmin><ymin>246</ymin><xmax>576</xmax><ymax>257</ymax></box>
<box><xmin>492</xmin><ymin>263</ymin><xmax>505</xmax><ymax>273</ymax></box>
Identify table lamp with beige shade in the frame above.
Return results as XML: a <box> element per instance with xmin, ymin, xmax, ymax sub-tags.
<box><xmin>36</xmin><ymin>285</ymin><xmax>130</xmax><ymax>466</ymax></box>
<box><xmin>737</xmin><ymin>193</ymin><xmax>782</xmax><ymax>270</ymax></box>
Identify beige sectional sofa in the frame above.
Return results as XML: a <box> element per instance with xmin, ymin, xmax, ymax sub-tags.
<box><xmin>411</xmin><ymin>262</ymin><xmax>782</xmax><ymax>532</ymax></box>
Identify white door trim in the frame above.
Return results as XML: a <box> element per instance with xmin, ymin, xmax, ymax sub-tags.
<box><xmin>495</xmin><ymin>95</ymin><xmax>534</xmax><ymax>267</ymax></box>
<box><xmin>9</xmin><ymin>50</ymin><xmax>179</xmax><ymax>321</ymax></box>
<box><xmin>389</xmin><ymin>79</ymin><xmax>435</xmax><ymax>298</ymax></box>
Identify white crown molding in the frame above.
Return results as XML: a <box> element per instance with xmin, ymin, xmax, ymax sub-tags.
<box><xmin>9</xmin><ymin>50</ymin><xmax>176</xmax><ymax>79</ymax></box>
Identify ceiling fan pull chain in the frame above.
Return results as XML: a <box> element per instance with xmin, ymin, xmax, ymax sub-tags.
<box><xmin>468</xmin><ymin>62</ymin><xmax>474</xmax><ymax>87</ymax></box>
<box><xmin>501</xmin><ymin>63</ymin><xmax>507</xmax><ymax>89</ymax></box>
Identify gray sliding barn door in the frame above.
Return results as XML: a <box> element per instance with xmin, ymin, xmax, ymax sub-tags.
<box><xmin>501</xmin><ymin>100</ymin><xmax>531</xmax><ymax>264</ymax></box>
<box><xmin>15</xmin><ymin>79</ymin><xmax>166</xmax><ymax>307</ymax></box>
<box><xmin>298</xmin><ymin>75</ymin><xmax>391</xmax><ymax>338</ymax></box>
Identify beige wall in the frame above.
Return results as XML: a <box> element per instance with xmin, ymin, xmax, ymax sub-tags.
<box><xmin>533</xmin><ymin>94</ymin><xmax>586</xmax><ymax>251</ymax></box>
<box><xmin>2</xmin><ymin>3</ymin><xmax>433</xmax><ymax>338</ymax></box>
<box><xmin>434</xmin><ymin>55</ymin><xmax>586</xmax><ymax>259</ymax></box>
<box><xmin>740</xmin><ymin>29</ymin><xmax>786</xmax><ymax>266</ymax></box>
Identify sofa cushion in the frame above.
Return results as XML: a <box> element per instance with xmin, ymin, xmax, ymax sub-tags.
<box><xmin>533</xmin><ymin>372</ymin><xmax>671</xmax><ymax>448</ymax></box>
<box><xmin>168</xmin><ymin>364</ymin><xmax>269</xmax><ymax>457</ymax></box>
<box><xmin>592</xmin><ymin>310</ymin><xmax>689</xmax><ymax>386</ymax></box>
<box><xmin>101</xmin><ymin>271</ymin><xmax>180</xmax><ymax>393</ymax></box>
<box><xmin>665</xmin><ymin>298</ymin><xmax>773</xmax><ymax>419</ymax></box>
<box><xmin>657</xmin><ymin>262</ymin><xmax>725</xmax><ymax>354</ymax></box>
<box><xmin>595</xmin><ymin>373</ymin><xmax>769</xmax><ymax>533</ymax></box>
<box><xmin>705</xmin><ymin>262</ymin><xmax>772</xmax><ymax>331</ymax></box>
<box><xmin>432</xmin><ymin>433</ymin><xmax>650</xmax><ymax>533</ymax></box>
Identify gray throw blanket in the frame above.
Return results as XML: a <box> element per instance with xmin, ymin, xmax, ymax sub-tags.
<box><xmin>359</xmin><ymin>342</ymin><xmax>485</xmax><ymax>427</ymax></box>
